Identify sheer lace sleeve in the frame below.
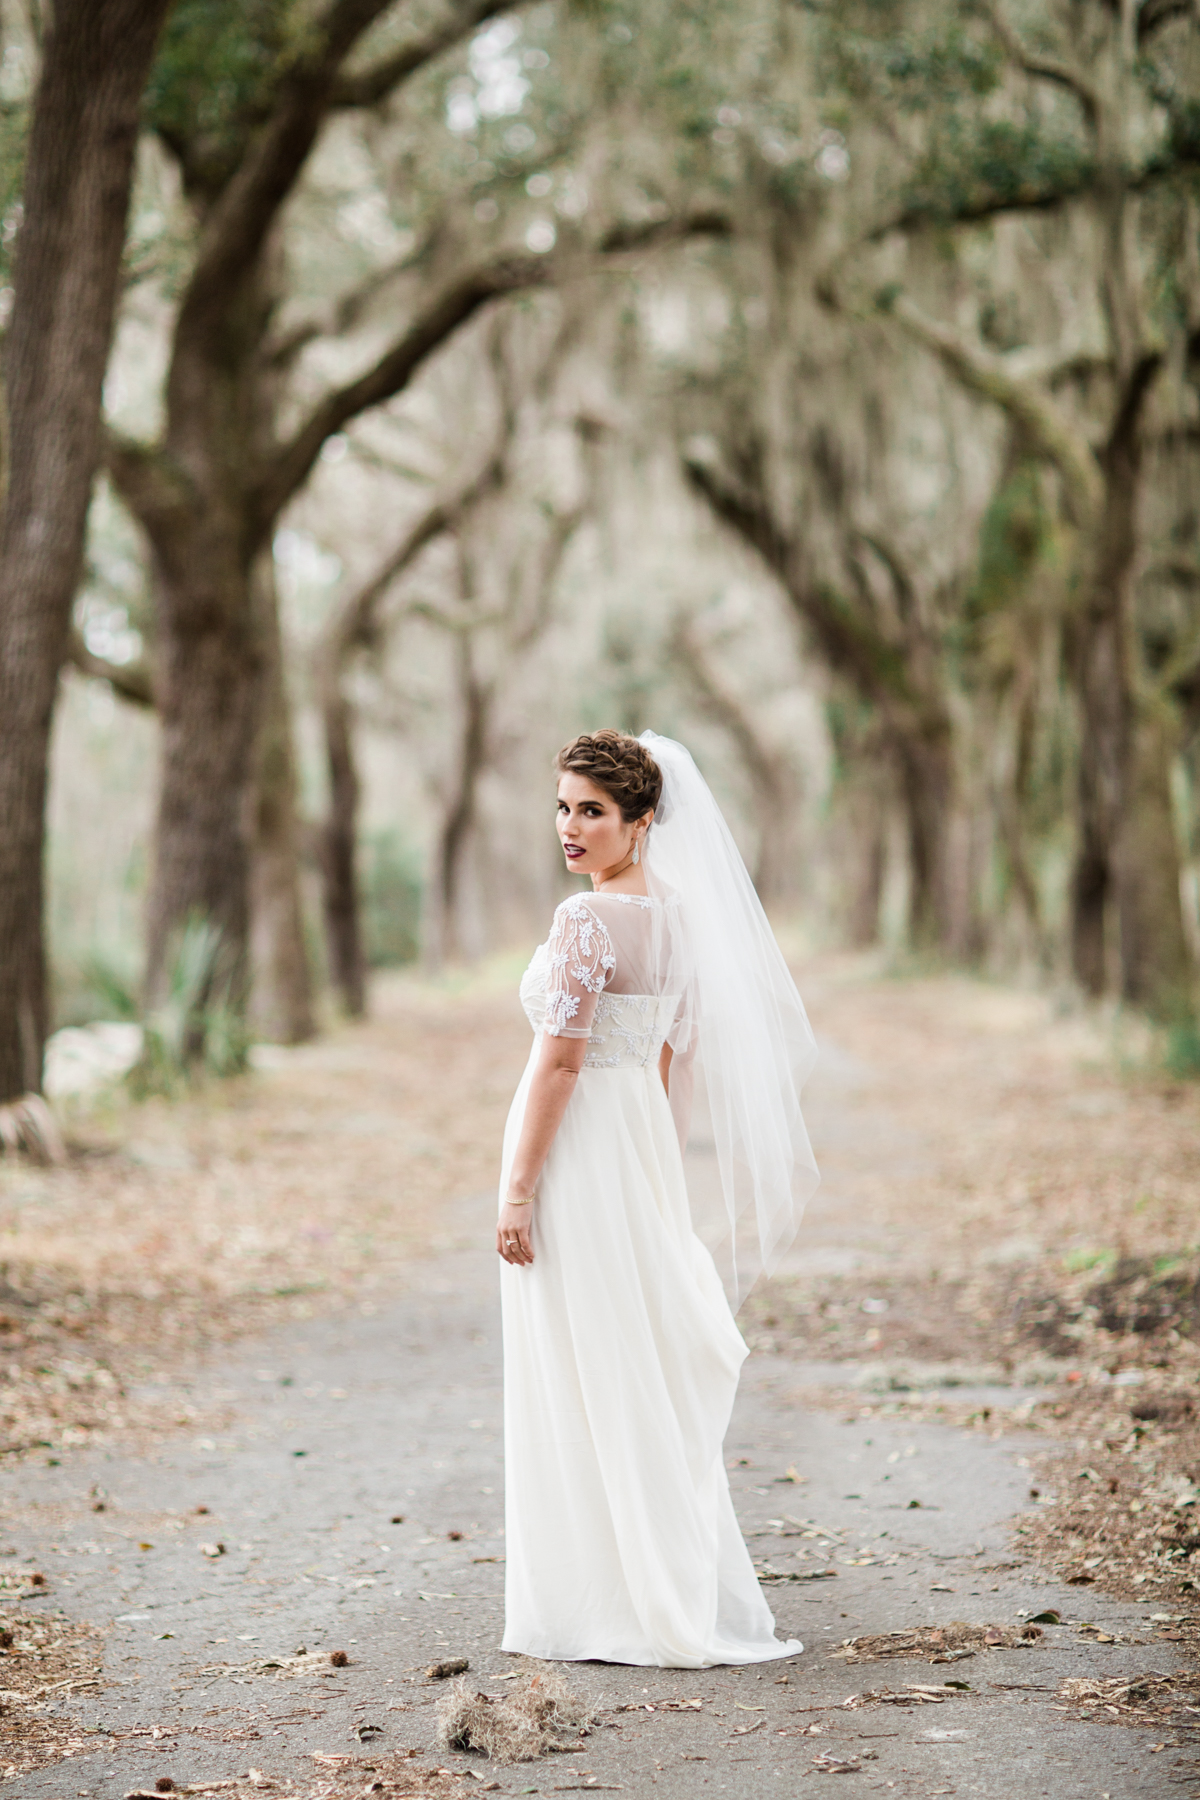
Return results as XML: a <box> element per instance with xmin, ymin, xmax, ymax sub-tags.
<box><xmin>544</xmin><ymin>897</ymin><xmax>616</xmax><ymax>1038</ymax></box>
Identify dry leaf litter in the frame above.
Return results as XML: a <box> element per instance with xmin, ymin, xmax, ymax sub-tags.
<box><xmin>0</xmin><ymin>972</ymin><xmax>528</xmax><ymax>1461</ymax></box>
<box><xmin>3</xmin><ymin>962</ymin><xmax>1200</xmax><ymax>1778</ymax></box>
<box><xmin>0</xmin><ymin>1604</ymin><xmax>105</xmax><ymax>1780</ymax></box>
<box><xmin>436</xmin><ymin>1668</ymin><xmax>599</xmax><ymax>1762</ymax></box>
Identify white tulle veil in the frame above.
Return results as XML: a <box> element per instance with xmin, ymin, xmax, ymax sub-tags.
<box><xmin>639</xmin><ymin>731</ymin><xmax>819</xmax><ymax>1309</ymax></box>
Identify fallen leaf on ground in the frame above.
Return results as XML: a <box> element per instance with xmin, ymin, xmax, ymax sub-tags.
<box><xmin>833</xmin><ymin>1622</ymin><xmax>1043</xmax><ymax>1663</ymax></box>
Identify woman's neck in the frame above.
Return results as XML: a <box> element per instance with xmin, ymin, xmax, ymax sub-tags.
<box><xmin>592</xmin><ymin>855</ymin><xmax>648</xmax><ymax>896</ymax></box>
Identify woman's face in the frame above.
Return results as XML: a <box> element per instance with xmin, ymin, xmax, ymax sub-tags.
<box><xmin>557</xmin><ymin>772</ymin><xmax>641</xmax><ymax>877</ymax></box>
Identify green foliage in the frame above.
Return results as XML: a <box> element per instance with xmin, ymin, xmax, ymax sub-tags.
<box><xmin>904</xmin><ymin>116</ymin><xmax>1093</xmax><ymax>222</ymax></box>
<box><xmin>79</xmin><ymin>953</ymin><xmax>140</xmax><ymax>1023</ymax></box>
<box><xmin>1062</xmin><ymin>1246</ymin><xmax>1117</xmax><ymax>1274</ymax></box>
<box><xmin>144</xmin><ymin>0</ymin><xmax>306</xmax><ymax>191</ymax></box>
<box><xmin>129</xmin><ymin>916</ymin><xmax>250</xmax><ymax>1095</ymax></box>
<box><xmin>1164</xmin><ymin>1017</ymin><xmax>1200</xmax><ymax>1080</ymax></box>
<box><xmin>1163</xmin><ymin>91</ymin><xmax>1200</xmax><ymax>166</ymax></box>
<box><xmin>0</xmin><ymin>102</ymin><xmax>28</xmax><ymax>287</ymax></box>
<box><xmin>966</xmin><ymin>462</ymin><xmax>1050</xmax><ymax>627</ymax></box>
<box><xmin>824</xmin><ymin>18</ymin><xmax>1003</xmax><ymax>111</ymax></box>
<box><xmin>361</xmin><ymin>830</ymin><xmax>422</xmax><ymax>967</ymax></box>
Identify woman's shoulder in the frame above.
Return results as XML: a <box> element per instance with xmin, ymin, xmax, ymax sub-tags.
<box><xmin>549</xmin><ymin>892</ymin><xmax>613</xmax><ymax>936</ymax></box>
<box><xmin>556</xmin><ymin>889</ymin><xmax>660</xmax><ymax>911</ymax></box>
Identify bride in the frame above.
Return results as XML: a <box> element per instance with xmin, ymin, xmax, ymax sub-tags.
<box><xmin>496</xmin><ymin>729</ymin><xmax>819</xmax><ymax>1668</ymax></box>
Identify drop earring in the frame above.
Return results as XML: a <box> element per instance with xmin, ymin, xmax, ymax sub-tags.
<box><xmin>631</xmin><ymin>838</ymin><xmax>640</xmax><ymax>865</ymax></box>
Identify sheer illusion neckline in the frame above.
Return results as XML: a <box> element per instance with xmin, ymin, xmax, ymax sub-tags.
<box><xmin>583</xmin><ymin>892</ymin><xmax>674</xmax><ymax>908</ymax></box>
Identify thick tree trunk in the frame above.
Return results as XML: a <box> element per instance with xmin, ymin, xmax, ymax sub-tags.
<box><xmin>836</xmin><ymin>761</ymin><xmax>887</xmax><ymax>948</ymax></box>
<box><xmin>894</xmin><ymin>723</ymin><xmax>955</xmax><ymax>951</ymax></box>
<box><xmin>250</xmin><ymin>560</ymin><xmax>315</xmax><ymax>1043</ymax></box>
<box><xmin>318</xmin><ymin>660</ymin><xmax>366</xmax><ymax>1018</ymax></box>
<box><xmin>0</xmin><ymin>0</ymin><xmax>170</xmax><ymax>1106</ymax></box>
<box><xmin>145</xmin><ymin>571</ymin><xmax>265</xmax><ymax>1020</ymax></box>
<box><xmin>1069</xmin><ymin>606</ymin><xmax>1124</xmax><ymax>996</ymax></box>
<box><xmin>431</xmin><ymin>645</ymin><xmax>491</xmax><ymax>966</ymax></box>
<box><xmin>141</xmin><ymin>615</ymin><xmax>267</xmax><ymax>1033</ymax></box>
<box><xmin>1067</xmin><ymin>380</ymin><xmax>1192</xmax><ymax>1010</ymax></box>
<box><xmin>111</xmin><ymin>262</ymin><xmax>277</xmax><ymax>1030</ymax></box>
<box><xmin>1116</xmin><ymin>701</ymin><xmax>1194</xmax><ymax>1015</ymax></box>
<box><xmin>681</xmin><ymin>449</ymin><xmax>959</xmax><ymax>950</ymax></box>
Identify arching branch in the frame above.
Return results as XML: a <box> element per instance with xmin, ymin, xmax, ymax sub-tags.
<box><xmin>974</xmin><ymin>1</ymin><xmax>1101</xmax><ymax>127</ymax></box>
<box><xmin>880</xmin><ymin>291</ymin><xmax>1104</xmax><ymax>525</ymax></box>
<box><xmin>256</xmin><ymin>209</ymin><xmax>730</xmax><ymax>535</ymax></box>
<box><xmin>331</xmin><ymin>0</ymin><xmax>514</xmax><ymax>106</ymax></box>
<box><xmin>64</xmin><ymin>628</ymin><xmax>155</xmax><ymax>707</ymax></box>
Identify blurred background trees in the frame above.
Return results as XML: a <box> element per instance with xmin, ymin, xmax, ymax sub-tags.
<box><xmin>2</xmin><ymin>0</ymin><xmax>1199</xmax><ymax>1110</ymax></box>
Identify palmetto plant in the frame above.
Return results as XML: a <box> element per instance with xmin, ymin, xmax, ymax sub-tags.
<box><xmin>130</xmin><ymin>915</ymin><xmax>251</xmax><ymax>1095</ymax></box>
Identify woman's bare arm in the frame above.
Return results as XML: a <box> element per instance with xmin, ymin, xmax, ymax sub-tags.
<box><xmin>496</xmin><ymin>1030</ymin><xmax>588</xmax><ymax>1266</ymax></box>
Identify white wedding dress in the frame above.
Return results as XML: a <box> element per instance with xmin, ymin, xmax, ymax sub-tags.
<box><xmin>499</xmin><ymin>891</ymin><xmax>801</xmax><ymax>1668</ymax></box>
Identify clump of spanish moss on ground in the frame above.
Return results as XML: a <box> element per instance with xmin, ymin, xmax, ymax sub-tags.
<box><xmin>436</xmin><ymin>1666</ymin><xmax>600</xmax><ymax>1762</ymax></box>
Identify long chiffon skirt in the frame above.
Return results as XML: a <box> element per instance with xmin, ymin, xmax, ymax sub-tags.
<box><xmin>499</xmin><ymin>1046</ymin><xmax>802</xmax><ymax>1667</ymax></box>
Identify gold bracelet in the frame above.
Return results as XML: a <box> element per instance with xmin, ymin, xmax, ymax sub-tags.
<box><xmin>504</xmin><ymin>1194</ymin><xmax>535</xmax><ymax>1206</ymax></box>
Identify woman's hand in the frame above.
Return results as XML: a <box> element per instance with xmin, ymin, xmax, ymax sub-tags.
<box><xmin>497</xmin><ymin>1200</ymin><xmax>535</xmax><ymax>1266</ymax></box>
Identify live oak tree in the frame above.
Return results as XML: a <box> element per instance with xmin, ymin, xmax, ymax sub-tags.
<box><xmin>816</xmin><ymin>0</ymin><xmax>1200</xmax><ymax>1011</ymax></box>
<box><xmin>315</xmin><ymin>298</ymin><xmax>588</xmax><ymax>994</ymax></box>
<box><xmin>0</xmin><ymin>0</ymin><xmax>172</xmax><ymax>1124</ymax></box>
<box><xmin>103</xmin><ymin>0</ymin><xmax>518</xmax><ymax>1047</ymax></box>
<box><xmin>102</xmin><ymin>0</ymin><xmax>732</xmax><ymax>1053</ymax></box>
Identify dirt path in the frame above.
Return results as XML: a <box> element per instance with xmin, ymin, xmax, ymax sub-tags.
<box><xmin>1</xmin><ymin>959</ymin><xmax>1197</xmax><ymax>1797</ymax></box>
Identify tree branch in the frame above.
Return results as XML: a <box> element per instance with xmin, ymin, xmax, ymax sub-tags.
<box><xmin>175</xmin><ymin>0</ymin><xmax>415</xmax><ymax>343</ymax></box>
<box><xmin>1103</xmin><ymin>346</ymin><xmax>1164</xmax><ymax>464</ymax></box>
<box><xmin>256</xmin><ymin>209</ymin><xmax>730</xmax><ymax>534</ymax></box>
<box><xmin>331</xmin><ymin>0</ymin><xmax>515</xmax><ymax>107</ymax></box>
<box><xmin>670</xmin><ymin>615</ymin><xmax>788</xmax><ymax>803</ymax></box>
<box><xmin>319</xmin><ymin>453</ymin><xmax>505</xmax><ymax>674</ymax></box>
<box><xmin>102</xmin><ymin>426</ymin><xmax>192</xmax><ymax>540</ymax></box>
<box><xmin>64</xmin><ymin>628</ymin><xmax>155</xmax><ymax>707</ymax></box>
<box><xmin>264</xmin><ymin>245</ymin><xmax>427</xmax><ymax>370</ymax></box>
<box><xmin>681</xmin><ymin>441</ymin><xmax>923</xmax><ymax>716</ymax></box>
<box><xmin>1137</xmin><ymin>0</ymin><xmax>1198</xmax><ymax>44</ymax></box>
<box><xmin>881</xmin><ymin>292</ymin><xmax>1104</xmax><ymax>523</ymax></box>
<box><xmin>974</xmin><ymin>1</ymin><xmax>1101</xmax><ymax>126</ymax></box>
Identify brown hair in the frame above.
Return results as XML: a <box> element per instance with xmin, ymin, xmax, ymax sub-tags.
<box><xmin>556</xmin><ymin>730</ymin><xmax>663</xmax><ymax>823</ymax></box>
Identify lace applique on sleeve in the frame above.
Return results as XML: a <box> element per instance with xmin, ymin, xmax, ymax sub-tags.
<box><xmin>543</xmin><ymin>898</ymin><xmax>616</xmax><ymax>1038</ymax></box>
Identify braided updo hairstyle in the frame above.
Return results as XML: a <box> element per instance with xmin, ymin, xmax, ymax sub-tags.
<box><xmin>555</xmin><ymin>729</ymin><xmax>663</xmax><ymax>822</ymax></box>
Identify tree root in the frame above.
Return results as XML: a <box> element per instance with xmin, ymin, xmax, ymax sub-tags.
<box><xmin>0</xmin><ymin>1094</ymin><xmax>66</xmax><ymax>1164</ymax></box>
